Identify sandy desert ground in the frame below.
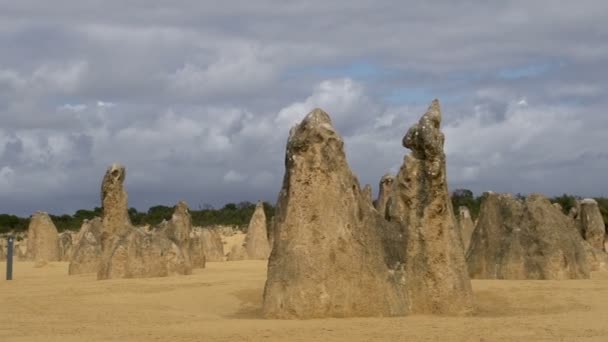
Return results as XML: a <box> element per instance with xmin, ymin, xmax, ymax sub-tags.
<box><xmin>1</xmin><ymin>261</ymin><xmax>608</xmax><ymax>342</ymax></box>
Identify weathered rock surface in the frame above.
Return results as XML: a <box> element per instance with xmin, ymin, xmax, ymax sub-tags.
<box><xmin>245</xmin><ymin>201</ymin><xmax>271</xmax><ymax>260</ymax></box>
<box><xmin>58</xmin><ymin>232</ymin><xmax>74</xmax><ymax>262</ymax></box>
<box><xmin>389</xmin><ymin>100</ymin><xmax>473</xmax><ymax>315</ymax></box>
<box><xmin>374</xmin><ymin>173</ymin><xmax>394</xmax><ymax>219</ymax></box>
<box><xmin>458</xmin><ymin>206</ymin><xmax>475</xmax><ymax>252</ymax></box>
<box><xmin>467</xmin><ymin>193</ymin><xmax>596</xmax><ymax>279</ymax></box>
<box><xmin>25</xmin><ymin>212</ymin><xmax>60</xmax><ymax>262</ymax></box>
<box><xmin>263</xmin><ymin>108</ymin><xmax>408</xmax><ymax>319</ymax></box>
<box><xmin>196</xmin><ymin>227</ymin><xmax>225</xmax><ymax>262</ymax></box>
<box><xmin>553</xmin><ymin>202</ymin><xmax>564</xmax><ymax>212</ymax></box>
<box><xmin>98</xmin><ymin>227</ymin><xmax>191</xmax><ymax>279</ymax></box>
<box><xmin>579</xmin><ymin>199</ymin><xmax>606</xmax><ymax>251</ymax></box>
<box><xmin>0</xmin><ymin>238</ymin><xmax>5</xmax><ymax>261</ymax></box>
<box><xmin>101</xmin><ymin>164</ymin><xmax>131</xmax><ymax>237</ymax></box>
<box><xmin>97</xmin><ymin>164</ymin><xmax>191</xmax><ymax>279</ymax></box>
<box><xmin>161</xmin><ymin>201</ymin><xmax>194</xmax><ymax>269</ymax></box>
<box><xmin>69</xmin><ymin>218</ymin><xmax>103</xmax><ymax>275</ymax></box>
<box><xmin>362</xmin><ymin>184</ymin><xmax>373</xmax><ymax>206</ymax></box>
<box><xmin>189</xmin><ymin>233</ymin><xmax>207</xmax><ymax>268</ymax></box>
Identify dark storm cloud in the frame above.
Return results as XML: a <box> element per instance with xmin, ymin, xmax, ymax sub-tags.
<box><xmin>1</xmin><ymin>0</ymin><xmax>607</xmax><ymax>216</ymax></box>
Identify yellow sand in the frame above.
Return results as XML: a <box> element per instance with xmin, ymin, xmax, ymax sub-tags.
<box><xmin>1</xmin><ymin>261</ymin><xmax>608</xmax><ymax>341</ymax></box>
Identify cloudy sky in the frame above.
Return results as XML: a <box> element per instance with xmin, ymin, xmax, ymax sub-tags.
<box><xmin>1</xmin><ymin>1</ymin><xmax>607</xmax><ymax>216</ymax></box>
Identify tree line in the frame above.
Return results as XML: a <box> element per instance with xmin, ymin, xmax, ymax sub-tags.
<box><xmin>0</xmin><ymin>201</ymin><xmax>275</xmax><ymax>234</ymax></box>
<box><xmin>2</xmin><ymin>191</ymin><xmax>607</xmax><ymax>234</ymax></box>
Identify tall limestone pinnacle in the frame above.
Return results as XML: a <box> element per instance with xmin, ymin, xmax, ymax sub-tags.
<box><xmin>245</xmin><ymin>201</ymin><xmax>271</xmax><ymax>260</ymax></box>
<box><xmin>263</xmin><ymin>108</ymin><xmax>408</xmax><ymax>319</ymax></box>
<box><xmin>26</xmin><ymin>211</ymin><xmax>60</xmax><ymax>263</ymax></box>
<box><xmin>390</xmin><ymin>99</ymin><xmax>474</xmax><ymax>315</ymax></box>
<box><xmin>375</xmin><ymin>173</ymin><xmax>394</xmax><ymax>218</ymax></box>
<box><xmin>97</xmin><ymin>164</ymin><xmax>192</xmax><ymax>280</ymax></box>
<box><xmin>101</xmin><ymin>163</ymin><xmax>131</xmax><ymax>237</ymax></box>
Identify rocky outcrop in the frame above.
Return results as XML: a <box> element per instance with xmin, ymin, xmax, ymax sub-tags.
<box><xmin>389</xmin><ymin>100</ymin><xmax>473</xmax><ymax>315</ymax></box>
<box><xmin>101</xmin><ymin>164</ymin><xmax>131</xmax><ymax>238</ymax></box>
<box><xmin>58</xmin><ymin>232</ymin><xmax>74</xmax><ymax>262</ymax></box>
<box><xmin>69</xmin><ymin>218</ymin><xmax>103</xmax><ymax>275</ymax></box>
<box><xmin>362</xmin><ymin>184</ymin><xmax>373</xmax><ymax>206</ymax></box>
<box><xmin>374</xmin><ymin>173</ymin><xmax>394</xmax><ymax>219</ymax></box>
<box><xmin>245</xmin><ymin>201</ymin><xmax>271</xmax><ymax>260</ymax></box>
<box><xmin>161</xmin><ymin>201</ymin><xmax>194</xmax><ymax>269</ymax></box>
<box><xmin>467</xmin><ymin>193</ymin><xmax>596</xmax><ymax>280</ymax></box>
<box><xmin>553</xmin><ymin>202</ymin><xmax>564</xmax><ymax>212</ymax></box>
<box><xmin>0</xmin><ymin>238</ymin><xmax>5</xmax><ymax>261</ymax></box>
<box><xmin>97</xmin><ymin>164</ymin><xmax>191</xmax><ymax>280</ymax></box>
<box><xmin>458</xmin><ymin>206</ymin><xmax>475</xmax><ymax>252</ymax></box>
<box><xmin>25</xmin><ymin>212</ymin><xmax>60</xmax><ymax>262</ymax></box>
<box><xmin>579</xmin><ymin>199</ymin><xmax>606</xmax><ymax>251</ymax></box>
<box><xmin>98</xmin><ymin>227</ymin><xmax>191</xmax><ymax>279</ymax></box>
<box><xmin>263</xmin><ymin>108</ymin><xmax>408</xmax><ymax>319</ymax></box>
<box><xmin>196</xmin><ymin>227</ymin><xmax>225</xmax><ymax>262</ymax></box>
<box><xmin>189</xmin><ymin>233</ymin><xmax>207</xmax><ymax>268</ymax></box>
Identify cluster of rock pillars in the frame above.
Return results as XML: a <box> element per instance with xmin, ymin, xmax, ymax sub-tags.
<box><xmin>2</xmin><ymin>100</ymin><xmax>607</xmax><ymax>320</ymax></box>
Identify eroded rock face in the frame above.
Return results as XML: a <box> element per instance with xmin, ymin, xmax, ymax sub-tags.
<box><xmin>375</xmin><ymin>173</ymin><xmax>394</xmax><ymax>219</ymax></box>
<box><xmin>579</xmin><ymin>199</ymin><xmax>606</xmax><ymax>251</ymax></box>
<box><xmin>196</xmin><ymin>227</ymin><xmax>225</xmax><ymax>262</ymax></box>
<box><xmin>165</xmin><ymin>201</ymin><xmax>192</xmax><ymax>247</ymax></box>
<box><xmin>189</xmin><ymin>233</ymin><xmax>207</xmax><ymax>268</ymax></box>
<box><xmin>101</xmin><ymin>164</ymin><xmax>131</xmax><ymax>237</ymax></box>
<box><xmin>389</xmin><ymin>100</ymin><xmax>474</xmax><ymax>315</ymax></box>
<box><xmin>458</xmin><ymin>206</ymin><xmax>475</xmax><ymax>252</ymax></box>
<box><xmin>69</xmin><ymin>218</ymin><xmax>103</xmax><ymax>275</ymax></box>
<box><xmin>467</xmin><ymin>193</ymin><xmax>594</xmax><ymax>279</ymax></box>
<box><xmin>0</xmin><ymin>239</ymin><xmax>5</xmax><ymax>261</ymax></box>
<box><xmin>553</xmin><ymin>202</ymin><xmax>564</xmax><ymax>212</ymax></box>
<box><xmin>98</xmin><ymin>228</ymin><xmax>191</xmax><ymax>279</ymax></box>
<box><xmin>97</xmin><ymin>164</ymin><xmax>191</xmax><ymax>280</ymax></box>
<box><xmin>58</xmin><ymin>232</ymin><xmax>74</xmax><ymax>262</ymax></box>
<box><xmin>161</xmin><ymin>201</ymin><xmax>194</xmax><ymax>269</ymax></box>
<box><xmin>263</xmin><ymin>108</ymin><xmax>408</xmax><ymax>319</ymax></box>
<box><xmin>25</xmin><ymin>212</ymin><xmax>60</xmax><ymax>262</ymax></box>
<box><xmin>245</xmin><ymin>201</ymin><xmax>271</xmax><ymax>260</ymax></box>
<box><xmin>362</xmin><ymin>184</ymin><xmax>373</xmax><ymax>206</ymax></box>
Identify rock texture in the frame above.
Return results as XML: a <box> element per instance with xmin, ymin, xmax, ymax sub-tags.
<box><xmin>25</xmin><ymin>212</ymin><xmax>60</xmax><ymax>262</ymax></box>
<box><xmin>162</xmin><ymin>201</ymin><xmax>194</xmax><ymax>269</ymax></box>
<box><xmin>197</xmin><ymin>228</ymin><xmax>225</xmax><ymax>262</ymax></box>
<box><xmin>579</xmin><ymin>199</ymin><xmax>606</xmax><ymax>251</ymax></box>
<box><xmin>388</xmin><ymin>100</ymin><xmax>474</xmax><ymax>315</ymax></box>
<box><xmin>467</xmin><ymin>193</ymin><xmax>596</xmax><ymax>279</ymax></box>
<box><xmin>189</xmin><ymin>233</ymin><xmax>207</xmax><ymax>268</ymax></box>
<box><xmin>101</xmin><ymin>164</ymin><xmax>131</xmax><ymax>237</ymax></box>
<box><xmin>458</xmin><ymin>206</ymin><xmax>475</xmax><ymax>252</ymax></box>
<box><xmin>58</xmin><ymin>232</ymin><xmax>74</xmax><ymax>262</ymax></box>
<box><xmin>245</xmin><ymin>201</ymin><xmax>271</xmax><ymax>260</ymax></box>
<box><xmin>0</xmin><ymin>238</ymin><xmax>5</xmax><ymax>261</ymax></box>
<box><xmin>69</xmin><ymin>218</ymin><xmax>103</xmax><ymax>275</ymax></box>
<box><xmin>97</xmin><ymin>164</ymin><xmax>191</xmax><ymax>280</ymax></box>
<box><xmin>263</xmin><ymin>108</ymin><xmax>408</xmax><ymax>319</ymax></box>
<box><xmin>362</xmin><ymin>184</ymin><xmax>374</xmax><ymax>206</ymax></box>
<box><xmin>98</xmin><ymin>228</ymin><xmax>191</xmax><ymax>279</ymax></box>
<box><xmin>374</xmin><ymin>173</ymin><xmax>394</xmax><ymax>219</ymax></box>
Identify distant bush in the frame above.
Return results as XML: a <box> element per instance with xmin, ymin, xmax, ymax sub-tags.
<box><xmin>0</xmin><ymin>202</ymin><xmax>276</xmax><ymax>233</ymax></box>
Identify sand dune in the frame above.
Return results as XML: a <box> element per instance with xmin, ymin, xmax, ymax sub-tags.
<box><xmin>1</xmin><ymin>261</ymin><xmax>608</xmax><ymax>341</ymax></box>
